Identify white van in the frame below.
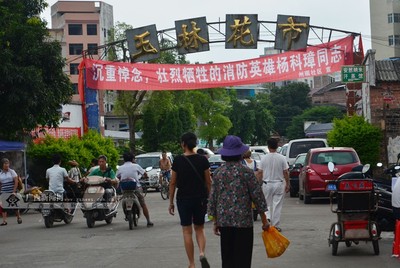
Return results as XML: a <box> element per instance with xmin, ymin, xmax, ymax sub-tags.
<box><xmin>286</xmin><ymin>138</ymin><xmax>328</xmax><ymax>166</ymax></box>
<box><xmin>250</xmin><ymin>146</ymin><xmax>269</xmax><ymax>154</ymax></box>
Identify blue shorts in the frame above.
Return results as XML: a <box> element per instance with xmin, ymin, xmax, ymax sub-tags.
<box><xmin>177</xmin><ymin>198</ymin><xmax>207</xmax><ymax>226</ymax></box>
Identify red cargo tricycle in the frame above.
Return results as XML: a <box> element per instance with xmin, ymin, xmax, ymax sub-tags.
<box><xmin>326</xmin><ymin>162</ymin><xmax>380</xmax><ymax>256</ymax></box>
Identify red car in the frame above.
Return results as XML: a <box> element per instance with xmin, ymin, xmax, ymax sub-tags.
<box><xmin>299</xmin><ymin>147</ymin><xmax>361</xmax><ymax>204</ymax></box>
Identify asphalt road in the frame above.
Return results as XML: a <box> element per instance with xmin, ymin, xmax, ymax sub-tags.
<box><xmin>1</xmin><ymin>192</ymin><xmax>399</xmax><ymax>268</ymax></box>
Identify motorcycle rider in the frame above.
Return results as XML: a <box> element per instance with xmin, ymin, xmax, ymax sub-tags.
<box><xmin>46</xmin><ymin>154</ymin><xmax>77</xmax><ymax>199</ymax></box>
<box><xmin>88</xmin><ymin>155</ymin><xmax>118</xmax><ymax>202</ymax></box>
<box><xmin>117</xmin><ymin>152</ymin><xmax>154</xmax><ymax>227</ymax></box>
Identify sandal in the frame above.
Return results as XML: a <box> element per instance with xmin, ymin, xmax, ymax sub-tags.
<box><xmin>1</xmin><ymin>222</ymin><xmax>7</xmax><ymax>226</ymax></box>
<box><xmin>199</xmin><ymin>255</ymin><xmax>210</xmax><ymax>268</ymax></box>
<box><xmin>17</xmin><ymin>218</ymin><xmax>22</xmax><ymax>224</ymax></box>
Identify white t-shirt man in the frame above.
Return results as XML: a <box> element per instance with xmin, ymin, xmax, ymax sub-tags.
<box><xmin>116</xmin><ymin>162</ymin><xmax>145</xmax><ymax>187</ymax></box>
<box><xmin>46</xmin><ymin>164</ymin><xmax>68</xmax><ymax>194</ymax></box>
<box><xmin>392</xmin><ymin>178</ymin><xmax>400</xmax><ymax>208</ymax></box>
<box><xmin>259</xmin><ymin>153</ymin><xmax>289</xmax><ymax>182</ymax></box>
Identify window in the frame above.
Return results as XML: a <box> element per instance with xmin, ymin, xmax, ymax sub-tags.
<box><xmin>68</xmin><ymin>24</ymin><xmax>82</xmax><ymax>35</ymax></box>
<box><xmin>388</xmin><ymin>13</ymin><xmax>400</xmax><ymax>23</ymax></box>
<box><xmin>71</xmin><ymin>83</ymin><xmax>78</xmax><ymax>94</ymax></box>
<box><xmin>289</xmin><ymin>141</ymin><xmax>327</xmax><ymax>158</ymax></box>
<box><xmin>389</xmin><ymin>35</ymin><xmax>400</xmax><ymax>46</ymax></box>
<box><xmin>70</xmin><ymin>63</ymin><xmax>79</xmax><ymax>75</ymax></box>
<box><xmin>87</xmin><ymin>24</ymin><xmax>97</xmax><ymax>35</ymax></box>
<box><xmin>311</xmin><ymin>151</ymin><xmax>357</xmax><ymax>165</ymax></box>
<box><xmin>88</xmin><ymin>43</ymin><xmax>98</xmax><ymax>55</ymax></box>
<box><xmin>69</xmin><ymin>43</ymin><xmax>83</xmax><ymax>55</ymax></box>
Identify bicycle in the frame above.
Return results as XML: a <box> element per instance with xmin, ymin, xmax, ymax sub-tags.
<box><xmin>160</xmin><ymin>173</ymin><xmax>169</xmax><ymax>200</ymax></box>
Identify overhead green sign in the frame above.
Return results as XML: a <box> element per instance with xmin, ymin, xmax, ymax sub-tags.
<box><xmin>341</xmin><ymin>65</ymin><xmax>365</xmax><ymax>83</ymax></box>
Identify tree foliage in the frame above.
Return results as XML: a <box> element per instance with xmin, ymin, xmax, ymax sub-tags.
<box><xmin>269</xmin><ymin>82</ymin><xmax>312</xmax><ymax>136</ymax></box>
<box><xmin>229</xmin><ymin>93</ymin><xmax>274</xmax><ymax>145</ymax></box>
<box><xmin>190</xmin><ymin>88</ymin><xmax>232</xmax><ymax>147</ymax></box>
<box><xmin>327</xmin><ymin>116</ymin><xmax>382</xmax><ymax>165</ymax></box>
<box><xmin>0</xmin><ymin>0</ymin><xmax>73</xmax><ymax>140</ymax></box>
<box><xmin>286</xmin><ymin>106</ymin><xmax>345</xmax><ymax>140</ymax></box>
<box><xmin>27</xmin><ymin>130</ymin><xmax>119</xmax><ymax>187</ymax></box>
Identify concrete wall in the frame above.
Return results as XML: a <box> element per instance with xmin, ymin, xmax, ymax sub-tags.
<box><xmin>370</xmin><ymin>0</ymin><xmax>400</xmax><ymax>59</ymax></box>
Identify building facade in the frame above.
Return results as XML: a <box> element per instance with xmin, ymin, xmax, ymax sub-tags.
<box><xmin>362</xmin><ymin>50</ymin><xmax>400</xmax><ymax>164</ymax></box>
<box><xmin>370</xmin><ymin>0</ymin><xmax>400</xmax><ymax>59</ymax></box>
<box><xmin>50</xmin><ymin>1</ymin><xmax>114</xmax><ymax>134</ymax></box>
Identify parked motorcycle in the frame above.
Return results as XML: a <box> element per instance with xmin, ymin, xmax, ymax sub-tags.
<box><xmin>81</xmin><ymin>176</ymin><xmax>119</xmax><ymax>228</ymax></box>
<box><xmin>374</xmin><ymin>160</ymin><xmax>400</xmax><ymax>232</ymax></box>
<box><xmin>40</xmin><ymin>187</ymin><xmax>77</xmax><ymax>228</ymax></box>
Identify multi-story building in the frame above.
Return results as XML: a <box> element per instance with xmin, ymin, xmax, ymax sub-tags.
<box><xmin>50</xmin><ymin>1</ymin><xmax>114</xmax><ymax>134</ymax></box>
<box><xmin>370</xmin><ymin>0</ymin><xmax>400</xmax><ymax>59</ymax></box>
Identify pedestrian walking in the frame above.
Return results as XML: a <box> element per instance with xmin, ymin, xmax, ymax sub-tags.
<box><xmin>259</xmin><ymin>138</ymin><xmax>290</xmax><ymax>232</ymax></box>
<box><xmin>0</xmin><ymin>158</ymin><xmax>22</xmax><ymax>225</ymax></box>
<box><xmin>208</xmin><ymin>135</ymin><xmax>269</xmax><ymax>268</ymax></box>
<box><xmin>169</xmin><ymin>132</ymin><xmax>211</xmax><ymax>268</ymax></box>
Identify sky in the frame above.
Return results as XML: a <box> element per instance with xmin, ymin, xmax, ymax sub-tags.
<box><xmin>42</xmin><ymin>0</ymin><xmax>372</xmax><ymax>63</ymax></box>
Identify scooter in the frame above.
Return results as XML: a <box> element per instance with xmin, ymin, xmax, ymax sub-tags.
<box><xmin>81</xmin><ymin>176</ymin><xmax>119</xmax><ymax>228</ymax></box>
<box><xmin>120</xmin><ymin>180</ymin><xmax>141</xmax><ymax>230</ymax></box>
<box><xmin>40</xmin><ymin>186</ymin><xmax>77</xmax><ymax>228</ymax></box>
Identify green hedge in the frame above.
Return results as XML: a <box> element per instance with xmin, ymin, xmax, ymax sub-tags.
<box><xmin>27</xmin><ymin>130</ymin><xmax>119</xmax><ymax>188</ymax></box>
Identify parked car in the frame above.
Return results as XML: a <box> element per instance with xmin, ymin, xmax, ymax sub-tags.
<box><xmin>286</xmin><ymin>138</ymin><xmax>328</xmax><ymax>167</ymax></box>
<box><xmin>279</xmin><ymin>143</ymin><xmax>288</xmax><ymax>157</ymax></box>
<box><xmin>208</xmin><ymin>154</ymin><xmax>225</xmax><ymax>176</ymax></box>
<box><xmin>289</xmin><ymin>153</ymin><xmax>307</xmax><ymax>197</ymax></box>
<box><xmin>250</xmin><ymin>146</ymin><xmax>269</xmax><ymax>154</ymax></box>
<box><xmin>135</xmin><ymin>152</ymin><xmax>173</xmax><ymax>190</ymax></box>
<box><xmin>298</xmin><ymin>147</ymin><xmax>361</xmax><ymax>204</ymax></box>
<box><xmin>251</xmin><ymin>152</ymin><xmax>264</xmax><ymax>167</ymax></box>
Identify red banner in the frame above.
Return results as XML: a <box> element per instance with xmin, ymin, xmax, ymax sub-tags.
<box><xmin>81</xmin><ymin>36</ymin><xmax>354</xmax><ymax>91</ymax></box>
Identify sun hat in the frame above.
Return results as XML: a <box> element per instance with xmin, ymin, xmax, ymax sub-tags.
<box><xmin>218</xmin><ymin>135</ymin><xmax>249</xmax><ymax>156</ymax></box>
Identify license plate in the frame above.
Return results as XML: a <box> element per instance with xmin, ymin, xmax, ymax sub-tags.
<box><xmin>42</xmin><ymin>209</ymin><xmax>51</xmax><ymax>216</ymax></box>
<box><xmin>327</xmin><ymin>184</ymin><xmax>337</xmax><ymax>191</ymax></box>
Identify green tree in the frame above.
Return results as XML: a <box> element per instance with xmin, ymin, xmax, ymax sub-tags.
<box><xmin>191</xmin><ymin>88</ymin><xmax>232</xmax><ymax>148</ymax></box>
<box><xmin>327</xmin><ymin>116</ymin><xmax>382</xmax><ymax>165</ymax></box>
<box><xmin>141</xmin><ymin>108</ymin><xmax>158</xmax><ymax>152</ymax></box>
<box><xmin>229</xmin><ymin>95</ymin><xmax>274</xmax><ymax>145</ymax></box>
<box><xmin>269</xmin><ymin>82</ymin><xmax>312</xmax><ymax>136</ymax></box>
<box><xmin>27</xmin><ymin>130</ymin><xmax>118</xmax><ymax>187</ymax></box>
<box><xmin>286</xmin><ymin>106</ymin><xmax>345</xmax><ymax>140</ymax></box>
<box><xmin>0</xmin><ymin>0</ymin><xmax>73</xmax><ymax>140</ymax></box>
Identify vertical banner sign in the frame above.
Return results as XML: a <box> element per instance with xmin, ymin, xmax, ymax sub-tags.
<box><xmin>81</xmin><ymin>35</ymin><xmax>354</xmax><ymax>91</ymax></box>
<box><xmin>126</xmin><ymin>24</ymin><xmax>160</xmax><ymax>62</ymax></box>
<box><xmin>225</xmin><ymin>14</ymin><xmax>259</xmax><ymax>49</ymax></box>
<box><xmin>175</xmin><ymin>17</ymin><xmax>210</xmax><ymax>55</ymax></box>
<box><xmin>275</xmin><ymin>15</ymin><xmax>310</xmax><ymax>51</ymax></box>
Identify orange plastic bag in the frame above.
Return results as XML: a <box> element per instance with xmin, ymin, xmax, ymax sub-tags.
<box><xmin>262</xmin><ymin>226</ymin><xmax>290</xmax><ymax>258</ymax></box>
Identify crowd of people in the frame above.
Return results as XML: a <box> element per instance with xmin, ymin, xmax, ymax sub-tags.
<box><xmin>1</xmin><ymin>131</ymin><xmax>399</xmax><ymax>268</ymax></box>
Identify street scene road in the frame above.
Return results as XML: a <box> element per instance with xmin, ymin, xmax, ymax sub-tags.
<box><xmin>1</xmin><ymin>192</ymin><xmax>399</xmax><ymax>268</ymax></box>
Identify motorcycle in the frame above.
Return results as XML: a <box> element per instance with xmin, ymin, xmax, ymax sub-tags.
<box><xmin>40</xmin><ymin>185</ymin><xmax>77</xmax><ymax>228</ymax></box>
<box><xmin>374</xmin><ymin>160</ymin><xmax>400</xmax><ymax>232</ymax></box>
<box><xmin>81</xmin><ymin>176</ymin><xmax>119</xmax><ymax>228</ymax></box>
<box><xmin>120</xmin><ymin>180</ymin><xmax>141</xmax><ymax>230</ymax></box>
